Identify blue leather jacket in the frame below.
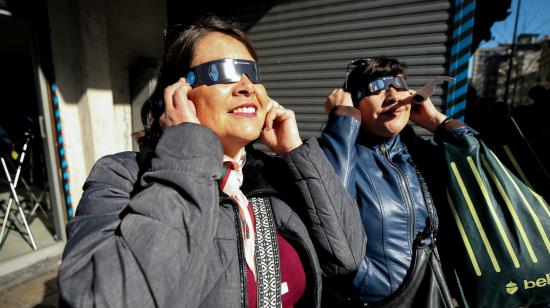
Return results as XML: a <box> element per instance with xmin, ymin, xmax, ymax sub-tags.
<box><xmin>319</xmin><ymin>107</ymin><xmax>472</xmax><ymax>303</ymax></box>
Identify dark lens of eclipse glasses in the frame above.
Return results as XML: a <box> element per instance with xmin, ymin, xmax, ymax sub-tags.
<box><xmin>366</xmin><ymin>76</ymin><xmax>408</xmax><ymax>93</ymax></box>
<box><xmin>186</xmin><ymin>59</ymin><xmax>261</xmax><ymax>87</ymax></box>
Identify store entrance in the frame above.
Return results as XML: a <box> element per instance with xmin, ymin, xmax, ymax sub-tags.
<box><xmin>0</xmin><ymin>12</ymin><xmax>62</xmax><ymax>262</ymax></box>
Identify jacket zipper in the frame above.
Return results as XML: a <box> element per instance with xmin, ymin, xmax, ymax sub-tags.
<box><xmin>380</xmin><ymin>143</ymin><xmax>415</xmax><ymax>247</ymax></box>
<box><xmin>222</xmin><ymin>196</ymin><xmax>248</xmax><ymax>308</ymax></box>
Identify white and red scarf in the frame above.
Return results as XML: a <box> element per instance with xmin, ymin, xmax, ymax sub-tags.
<box><xmin>219</xmin><ymin>151</ymin><xmax>256</xmax><ymax>280</ymax></box>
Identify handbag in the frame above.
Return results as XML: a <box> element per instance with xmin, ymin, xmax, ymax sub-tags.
<box><xmin>440</xmin><ymin>133</ymin><xmax>550</xmax><ymax>308</ymax></box>
<box><xmin>369</xmin><ymin>171</ymin><xmax>454</xmax><ymax>308</ymax></box>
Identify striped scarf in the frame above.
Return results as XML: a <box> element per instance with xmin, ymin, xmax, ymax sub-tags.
<box><xmin>219</xmin><ymin>152</ymin><xmax>256</xmax><ymax>280</ymax></box>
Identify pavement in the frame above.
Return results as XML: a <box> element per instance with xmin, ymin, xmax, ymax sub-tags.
<box><xmin>0</xmin><ymin>256</ymin><xmax>60</xmax><ymax>307</ymax></box>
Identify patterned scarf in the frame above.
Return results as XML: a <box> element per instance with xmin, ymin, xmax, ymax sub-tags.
<box><xmin>219</xmin><ymin>151</ymin><xmax>257</xmax><ymax>280</ymax></box>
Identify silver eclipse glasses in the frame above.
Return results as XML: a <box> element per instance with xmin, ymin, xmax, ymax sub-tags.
<box><xmin>366</xmin><ymin>76</ymin><xmax>408</xmax><ymax>93</ymax></box>
<box><xmin>186</xmin><ymin>58</ymin><xmax>261</xmax><ymax>87</ymax></box>
<box><xmin>354</xmin><ymin>76</ymin><xmax>409</xmax><ymax>101</ymax></box>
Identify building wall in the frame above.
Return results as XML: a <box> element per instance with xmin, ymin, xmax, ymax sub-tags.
<box><xmin>47</xmin><ymin>0</ymin><xmax>165</xmax><ymax>209</ymax></box>
<box><xmin>494</xmin><ymin>42</ymin><xmax>542</xmax><ymax>107</ymax></box>
<box><xmin>471</xmin><ymin>47</ymin><xmax>507</xmax><ymax>100</ymax></box>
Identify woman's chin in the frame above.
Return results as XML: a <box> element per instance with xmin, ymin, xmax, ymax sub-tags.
<box><xmin>385</xmin><ymin>118</ymin><xmax>408</xmax><ymax>134</ymax></box>
<box><xmin>222</xmin><ymin>130</ymin><xmax>261</xmax><ymax>149</ymax></box>
<box><xmin>239</xmin><ymin>127</ymin><xmax>262</xmax><ymax>142</ymax></box>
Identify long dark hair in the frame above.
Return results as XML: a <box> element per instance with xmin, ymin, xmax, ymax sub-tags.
<box><xmin>345</xmin><ymin>56</ymin><xmax>407</xmax><ymax>105</ymax></box>
<box><xmin>136</xmin><ymin>15</ymin><xmax>258</xmax><ymax>145</ymax></box>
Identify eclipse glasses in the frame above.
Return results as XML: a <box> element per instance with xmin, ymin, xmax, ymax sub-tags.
<box><xmin>365</xmin><ymin>76</ymin><xmax>408</xmax><ymax>93</ymax></box>
<box><xmin>186</xmin><ymin>58</ymin><xmax>261</xmax><ymax>87</ymax></box>
<box><xmin>353</xmin><ymin>75</ymin><xmax>409</xmax><ymax>102</ymax></box>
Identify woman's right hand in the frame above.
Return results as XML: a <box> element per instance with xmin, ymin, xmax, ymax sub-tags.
<box><xmin>160</xmin><ymin>77</ymin><xmax>200</xmax><ymax>128</ymax></box>
<box><xmin>407</xmin><ymin>90</ymin><xmax>448</xmax><ymax>133</ymax></box>
<box><xmin>324</xmin><ymin>88</ymin><xmax>354</xmax><ymax>113</ymax></box>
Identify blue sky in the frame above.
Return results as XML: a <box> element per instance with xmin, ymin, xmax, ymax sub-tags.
<box><xmin>480</xmin><ymin>0</ymin><xmax>550</xmax><ymax>48</ymax></box>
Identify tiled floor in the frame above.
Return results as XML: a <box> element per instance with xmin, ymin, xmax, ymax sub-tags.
<box><xmin>0</xmin><ymin>256</ymin><xmax>60</xmax><ymax>307</ymax></box>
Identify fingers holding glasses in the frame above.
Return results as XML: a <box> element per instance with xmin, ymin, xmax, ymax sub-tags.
<box><xmin>261</xmin><ymin>99</ymin><xmax>302</xmax><ymax>154</ymax></box>
<box><xmin>160</xmin><ymin>77</ymin><xmax>199</xmax><ymax>128</ymax></box>
<box><xmin>324</xmin><ymin>88</ymin><xmax>353</xmax><ymax>113</ymax></box>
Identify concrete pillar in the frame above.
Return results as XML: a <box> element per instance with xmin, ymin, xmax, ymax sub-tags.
<box><xmin>48</xmin><ymin>0</ymin><xmax>166</xmax><ymax>209</ymax></box>
<box><xmin>48</xmin><ymin>0</ymin><xmax>118</xmax><ymax>209</ymax></box>
<box><xmin>105</xmin><ymin>0</ymin><xmax>166</xmax><ymax>151</ymax></box>
<box><xmin>76</xmin><ymin>0</ymin><xmax>118</xmax><ymax>162</ymax></box>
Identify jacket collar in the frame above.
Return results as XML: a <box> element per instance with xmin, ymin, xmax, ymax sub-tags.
<box><xmin>240</xmin><ymin>145</ymin><xmax>281</xmax><ymax>197</ymax></box>
<box><xmin>356</xmin><ymin>125</ymin><xmax>417</xmax><ymax>159</ymax></box>
<box><xmin>357</xmin><ymin>130</ymin><xmax>406</xmax><ymax>155</ymax></box>
<box><xmin>138</xmin><ymin>139</ymin><xmax>281</xmax><ymax>197</ymax></box>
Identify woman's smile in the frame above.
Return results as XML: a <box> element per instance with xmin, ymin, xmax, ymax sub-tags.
<box><xmin>229</xmin><ymin>103</ymin><xmax>258</xmax><ymax>117</ymax></box>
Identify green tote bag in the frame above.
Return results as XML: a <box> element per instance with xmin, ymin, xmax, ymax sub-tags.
<box><xmin>441</xmin><ymin>134</ymin><xmax>550</xmax><ymax>308</ymax></box>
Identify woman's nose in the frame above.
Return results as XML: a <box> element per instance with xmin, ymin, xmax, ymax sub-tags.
<box><xmin>233</xmin><ymin>74</ymin><xmax>256</xmax><ymax>96</ymax></box>
<box><xmin>385</xmin><ymin>86</ymin><xmax>399</xmax><ymax>101</ymax></box>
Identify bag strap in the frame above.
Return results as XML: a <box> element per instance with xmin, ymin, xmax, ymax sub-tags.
<box><xmin>250</xmin><ymin>196</ymin><xmax>281</xmax><ymax>308</ymax></box>
<box><xmin>416</xmin><ymin>170</ymin><xmax>438</xmax><ymax>242</ymax></box>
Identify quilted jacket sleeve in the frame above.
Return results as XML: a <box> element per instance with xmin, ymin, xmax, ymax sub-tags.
<box><xmin>283</xmin><ymin>136</ymin><xmax>367</xmax><ymax>277</ymax></box>
<box><xmin>58</xmin><ymin>123</ymin><xmax>223</xmax><ymax>308</ymax></box>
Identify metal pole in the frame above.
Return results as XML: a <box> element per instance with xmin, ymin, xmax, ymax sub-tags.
<box><xmin>1</xmin><ymin>156</ymin><xmax>37</xmax><ymax>250</ymax></box>
<box><xmin>503</xmin><ymin>0</ymin><xmax>522</xmax><ymax>107</ymax></box>
<box><xmin>0</xmin><ymin>136</ymin><xmax>31</xmax><ymax>244</ymax></box>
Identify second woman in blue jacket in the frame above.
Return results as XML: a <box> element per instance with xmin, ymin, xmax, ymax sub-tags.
<box><xmin>319</xmin><ymin>56</ymin><xmax>472</xmax><ymax>306</ymax></box>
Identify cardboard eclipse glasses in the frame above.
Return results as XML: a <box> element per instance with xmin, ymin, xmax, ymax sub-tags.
<box><xmin>186</xmin><ymin>58</ymin><xmax>261</xmax><ymax>87</ymax></box>
<box><xmin>366</xmin><ymin>76</ymin><xmax>409</xmax><ymax>93</ymax></box>
<box><xmin>354</xmin><ymin>76</ymin><xmax>409</xmax><ymax>101</ymax></box>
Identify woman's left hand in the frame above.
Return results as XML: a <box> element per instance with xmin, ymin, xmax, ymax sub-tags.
<box><xmin>407</xmin><ymin>90</ymin><xmax>448</xmax><ymax>132</ymax></box>
<box><xmin>261</xmin><ymin>99</ymin><xmax>303</xmax><ymax>155</ymax></box>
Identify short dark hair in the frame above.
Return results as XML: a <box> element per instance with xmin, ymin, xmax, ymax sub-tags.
<box><xmin>137</xmin><ymin>15</ymin><xmax>257</xmax><ymax>144</ymax></box>
<box><xmin>345</xmin><ymin>56</ymin><xmax>407</xmax><ymax>105</ymax></box>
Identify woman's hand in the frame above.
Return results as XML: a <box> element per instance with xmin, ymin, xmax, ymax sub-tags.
<box><xmin>160</xmin><ymin>77</ymin><xmax>199</xmax><ymax>128</ymax></box>
<box><xmin>407</xmin><ymin>90</ymin><xmax>448</xmax><ymax>132</ymax></box>
<box><xmin>324</xmin><ymin>88</ymin><xmax>354</xmax><ymax>113</ymax></box>
<box><xmin>261</xmin><ymin>99</ymin><xmax>303</xmax><ymax>155</ymax></box>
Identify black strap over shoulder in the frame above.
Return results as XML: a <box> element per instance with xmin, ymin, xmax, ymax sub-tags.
<box><xmin>415</xmin><ymin>169</ymin><xmax>438</xmax><ymax>242</ymax></box>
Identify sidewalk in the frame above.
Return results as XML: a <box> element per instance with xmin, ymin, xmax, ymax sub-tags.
<box><xmin>0</xmin><ymin>256</ymin><xmax>60</xmax><ymax>307</ymax></box>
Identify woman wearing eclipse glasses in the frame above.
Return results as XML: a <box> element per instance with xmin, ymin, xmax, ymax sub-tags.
<box><xmin>58</xmin><ymin>16</ymin><xmax>366</xmax><ymax>308</ymax></box>
<box><xmin>319</xmin><ymin>56</ymin><xmax>475</xmax><ymax>307</ymax></box>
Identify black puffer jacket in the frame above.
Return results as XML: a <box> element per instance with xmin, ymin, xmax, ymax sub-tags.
<box><xmin>59</xmin><ymin>123</ymin><xmax>366</xmax><ymax>308</ymax></box>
